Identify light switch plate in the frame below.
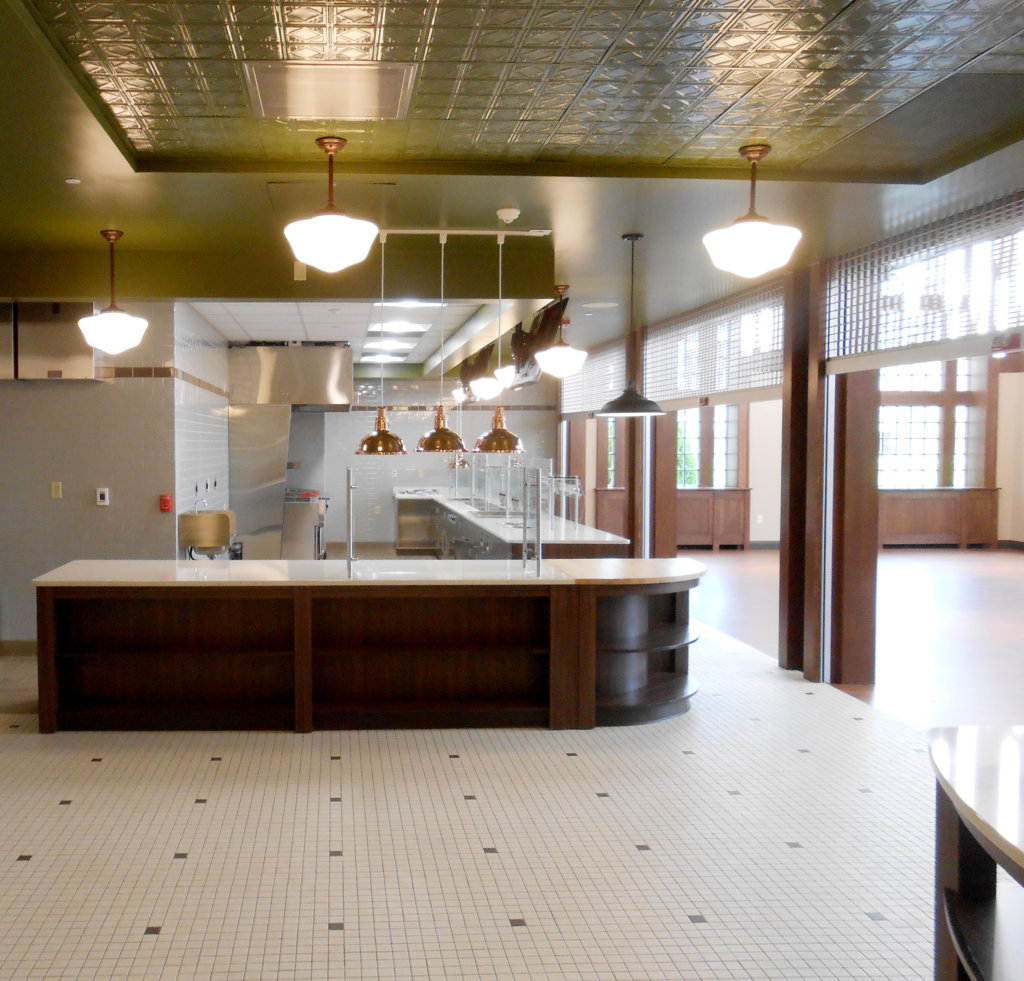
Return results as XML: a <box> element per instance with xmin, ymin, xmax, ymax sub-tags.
<box><xmin>50</xmin><ymin>481</ymin><xmax>62</xmax><ymax>499</ymax></box>
<box><xmin>96</xmin><ymin>487</ymin><xmax>109</xmax><ymax>506</ymax></box>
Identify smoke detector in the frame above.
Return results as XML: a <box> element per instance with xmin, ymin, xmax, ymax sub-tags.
<box><xmin>496</xmin><ymin>206</ymin><xmax>520</xmax><ymax>224</ymax></box>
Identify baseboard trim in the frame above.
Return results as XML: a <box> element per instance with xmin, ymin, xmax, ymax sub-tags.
<box><xmin>999</xmin><ymin>540</ymin><xmax>1024</xmax><ymax>551</ymax></box>
<box><xmin>0</xmin><ymin>640</ymin><xmax>37</xmax><ymax>657</ymax></box>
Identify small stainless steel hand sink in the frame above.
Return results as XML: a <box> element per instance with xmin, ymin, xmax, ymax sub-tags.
<box><xmin>178</xmin><ymin>510</ymin><xmax>237</xmax><ymax>556</ymax></box>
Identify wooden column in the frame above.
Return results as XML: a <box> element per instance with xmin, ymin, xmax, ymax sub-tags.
<box><xmin>778</xmin><ymin>265</ymin><xmax>825</xmax><ymax>677</ymax></box>
<box><xmin>651</xmin><ymin>411</ymin><xmax>678</xmax><ymax>557</ymax></box>
<box><xmin>829</xmin><ymin>369</ymin><xmax>879</xmax><ymax>684</ymax></box>
<box><xmin>625</xmin><ymin>326</ymin><xmax>647</xmax><ymax>558</ymax></box>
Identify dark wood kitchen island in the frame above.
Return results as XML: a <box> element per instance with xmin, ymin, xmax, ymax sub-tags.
<box><xmin>35</xmin><ymin>557</ymin><xmax>705</xmax><ymax>733</ymax></box>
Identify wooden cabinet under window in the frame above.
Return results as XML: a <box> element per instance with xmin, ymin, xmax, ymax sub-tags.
<box><xmin>879</xmin><ymin>488</ymin><xmax>998</xmax><ymax>547</ymax></box>
<box><xmin>676</xmin><ymin>488</ymin><xmax>750</xmax><ymax>549</ymax></box>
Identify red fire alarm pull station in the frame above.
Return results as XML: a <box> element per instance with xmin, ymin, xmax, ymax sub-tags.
<box><xmin>159</xmin><ymin>494</ymin><xmax>173</xmax><ymax>512</ymax></box>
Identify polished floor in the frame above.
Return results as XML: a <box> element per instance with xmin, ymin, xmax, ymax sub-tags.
<box><xmin>680</xmin><ymin>546</ymin><xmax>1024</xmax><ymax>729</ymax></box>
<box><xmin>0</xmin><ymin>547</ymin><xmax>1018</xmax><ymax>979</ymax></box>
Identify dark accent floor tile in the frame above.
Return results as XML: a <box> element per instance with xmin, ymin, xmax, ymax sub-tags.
<box><xmin>58</xmin><ymin>800</ymin><xmax>71</xmax><ymax>805</ymax></box>
<box><xmin>683</xmin><ymin>750</ymin><xmax>696</xmax><ymax>755</ymax></box>
<box><xmin>16</xmin><ymin>855</ymin><xmax>31</xmax><ymax>861</ymax></box>
<box><xmin>859</xmin><ymin>788</ymin><xmax>873</xmax><ymax>794</ymax></box>
<box><xmin>173</xmin><ymin>853</ymin><xmax>187</xmax><ymax>859</ymax></box>
<box><xmin>330</xmin><ymin>797</ymin><xmax>341</xmax><ymax>803</ymax></box>
<box><xmin>509</xmin><ymin>918</ymin><xmax>526</xmax><ymax>927</ymax></box>
<box><xmin>329</xmin><ymin>850</ymin><xmax>342</xmax><ymax>857</ymax></box>
<box><xmin>144</xmin><ymin>926</ymin><xmax>161</xmax><ymax>935</ymax></box>
<box><xmin>866</xmin><ymin>912</ymin><xmax>887</xmax><ymax>921</ymax></box>
<box><xmin>636</xmin><ymin>844</ymin><xmax>650</xmax><ymax>851</ymax></box>
<box><xmin>90</xmin><ymin>758</ymin><xmax>102</xmax><ymax>762</ymax></box>
<box><xmin>483</xmin><ymin>847</ymin><xmax>497</xmax><ymax>854</ymax></box>
<box><xmin>566</xmin><ymin>752</ymin><xmax>577</xmax><ymax>756</ymax></box>
<box><xmin>596</xmin><ymin>792</ymin><xmax>609</xmax><ymax>798</ymax></box>
<box><xmin>449</xmin><ymin>754</ymin><xmax>460</xmax><ymax>758</ymax></box>
<box><xmin>728</xmin><ymin>790</ymin><xmax>741</xmax><ymax>796</ymax></box>
<box><xmin>464</xmin><ymin>795</ymin><xmax>476</xmax><ymax>800</ymax></box>
<box><xmin>786</xmin><ymin>841</ymin><xmax>803</xmax><ymax>848</ymax></box>
<box><xmin>331</xmin><ymin>755</ymin><xmax>340</xmax><ymax>760</ymax></box>
<box><xmin>689</xmin><ymin>914</ymin><xmax>707</xmax><ymax>923</ymax></box>
<box><xmin>328</xmin><ymin>922</ymin><xmax>344</xmax><ymax>931</ymax></box>
<box><xmin>798</xmin><ymin>749</ymin><xmax>810</xmax><ymax>753</ymax></box>
<box><xmin>210</xmin><ymin>757</ymin><xmax>221</xmax><ymax>762</ymax></box>
<box><xmin>750</xmin><ymin>717</ymin><xmax>760</xmax><ymax>721</ymax></box>
<box><xmin>194</xmin><ymin>799</ymin><xmax>206</xmax><ymax>805</ymax></box>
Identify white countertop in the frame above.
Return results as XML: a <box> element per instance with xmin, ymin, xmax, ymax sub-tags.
<box><xmin>395</xmin><ymin>488</ymin><xmax>629</xmax><ymax>546</ymax></box>
<box><xmin>929</xmin><ymin>726</ymin><xmax>1024</xmax><ymax>880</ymax></box>
<box><xmin>34</xmin><ymin>557</ymin><xmax>706</xmax><ymax>588</ymax></box>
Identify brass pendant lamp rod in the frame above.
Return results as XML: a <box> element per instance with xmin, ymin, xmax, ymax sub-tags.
<box><xmin>740</xmin><ymin>143</ymin><xmax>770</xmax><ymax>218</ymax></box>
<box><xmin>101</xmin><ymin>229</ymin><xmax>123</xmax><ymax>311</ymax></box>
<box><xmin>317</xmin><ymin>136</ymin><xmax>344</xmax><ymax>213</ymax></box>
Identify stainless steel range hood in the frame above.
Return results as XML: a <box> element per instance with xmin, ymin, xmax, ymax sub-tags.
<box><xmin>228</xmin><ymin>344</ymin><xmax>352</xmax><ymax>406</ymax></box>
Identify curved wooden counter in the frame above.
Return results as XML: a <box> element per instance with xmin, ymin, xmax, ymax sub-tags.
<box><xmin>929</xmin><ymin>726</ymin><xmax>1024</xmax><ymax>980</ymax></box>
<box><xmin>35</xmin><ymin>557</ymin><xmax>705</xmax><ymax>733</ymax></box>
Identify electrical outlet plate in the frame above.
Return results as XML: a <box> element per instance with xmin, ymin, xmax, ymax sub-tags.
<box><xmin>50</xmin><ymin>481</ymin><xmax>62</xmax><ymax>499</ymax></box>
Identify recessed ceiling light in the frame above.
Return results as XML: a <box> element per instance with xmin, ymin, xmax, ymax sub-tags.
<box><xmin>373</xmin><ymin>300</ymin><xmax>443</xmax><ymax>309</ymax></box>
<box><xmin>581</xmin><ymin>301</ymin><xmax>618</xmax><ymax>309</ymax></box>
<box><xmin>367</xmin><ymin>321</ymin><xmax>428</xmax><ymax>334</ymax></box>
<box><xmin>64</xmin><ymin>178</ymin><xmax>81</xmax><ymax>185</ymax></box>
<box><xmin>361</xmin><ymin>352</ymin><xmax>405</xmax><ymax>363</ymax></box>
<box><xmin>364</xmin><ymin>338</ymin><xmax>415</xmax><ymax>351</ymax></box>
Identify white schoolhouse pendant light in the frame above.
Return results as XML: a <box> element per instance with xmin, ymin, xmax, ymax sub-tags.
<box><xmin>77</xmin><ymin>229</ymin><xmax>149</xmax><ymax>355</ymax></box>
<box><xmin>702</xmin><ymin>144</ymin><xmax>802</xmax><ymax>279</ymax></box>
<box><xmin>284</xmin><ymin>136</ymin><xmax>378</xmax><ymax>274</ymax></box>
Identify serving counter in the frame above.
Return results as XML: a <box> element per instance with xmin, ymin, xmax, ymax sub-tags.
<box><xmin>394</xmin><ymin>488</ymin><xmax>630</xmax><ymax>558</ymax></box>
<box><xmin>929</xmin><ymin>726</ymin><xmax>1024</xmax><ymax>980</ymax></box>
<box><xmin>35</xmin><ymin>557</ymin><xmax>704</xmax><ymax>733</ymax></box>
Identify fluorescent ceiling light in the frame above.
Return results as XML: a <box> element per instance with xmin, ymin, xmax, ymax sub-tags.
<box><xmin>361</xmin><ymin>352</ymin><xmax>405</xmax><ymax>363</ymax></box>
<box><xmin>364</xmin><ymin>338</ymin><xmax>415</xmax><ymax>351</ymax></box>
<box><xmin>374</xmin><ymin>300</ymin><xmax>444</xmax><ymax>309</ymax></box>
<box><xmin>367</xmin><ymin>321</ymin><xmax>428</xmax><ymax>334</ymax></box>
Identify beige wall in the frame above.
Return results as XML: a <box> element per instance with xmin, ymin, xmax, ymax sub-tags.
<box><xmin>997</xmin><ymin>372</ymin><xmax>1024</xmax><ymax>543</ymax></box>
<box><xmin>748</xmin><ymin>399</ymin><xmax>783</xmax><ymax>544</ymax></box>
<box><xmin>0</xmin><ymin>376</ymin><xmax>177</xmax><ymax>639</ymax></box>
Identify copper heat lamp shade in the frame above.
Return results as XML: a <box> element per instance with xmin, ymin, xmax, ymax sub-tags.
<box><xmin>356</xmin><ymin>407</ymin><xmax>407</xmax><ymax>455</ymax></box>
<box><xmin>473</xmin><ymin>407</ymin><xmax>523</xmax><ymax>453</ymax></box>
<box><xmin>417</xmin><ymin>405</ymin><xmax>467</xmax><ymax>453</ymax></box>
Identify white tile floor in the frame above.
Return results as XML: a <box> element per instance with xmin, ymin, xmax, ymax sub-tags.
<box><xmin>0</xmin><ymin>628</ymin><xmax>934</xmax><ymax>980</ymax></box>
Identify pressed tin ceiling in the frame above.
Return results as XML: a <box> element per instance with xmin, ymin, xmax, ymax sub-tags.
<box><xmin>16</xmin><ymin>0</ymin><xmax>1024</xmax><ymax>180</ymax></box>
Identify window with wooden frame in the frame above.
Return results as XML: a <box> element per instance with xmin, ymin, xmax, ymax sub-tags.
<box><xmin>877</xmin><ymin>358</ymin><xmax>992</xmax><ymax>489</ymax></box>
<box><xmin>675</xmin><ymin>404</ymin><xmax>748</xmax><ymax>489</ymax></box>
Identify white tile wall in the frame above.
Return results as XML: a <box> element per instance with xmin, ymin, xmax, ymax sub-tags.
<box><xmin>173</xmin><ymin>305</ymin><xmax>230</xmax><ymax>546</ymax></box>
<box><xmin>0</xmin><ymin>377</ymin><xmax>177</xmax><ymax>639</ymax></box>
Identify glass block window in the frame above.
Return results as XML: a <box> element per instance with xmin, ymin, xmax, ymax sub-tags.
<box><xmin>956</xmin><ymin>356</ymin><xmax>985</xmax><ymax>393</ymax></box>
<box><xmin>606</xmin><ymin>418</ymin><xmax>616</xmax><ymax>487</ymax></box>
<box><xmin>676</xmin><ymin>408</ymin><xmax>700</xmax><ymax>487</ymax></box>
<box><xmin>645</xmin><ymin>282</ymin><xmax>784</xmax><ymax>403</ymax></box>
<box><xmin>826</xmin><ymin>190</ymin><xmax>1024</xmax><ymax>361</ymax></box>
<box><xmin>878</xmin><ymin>361</ymin><xmax>944</xmax><ymax>392</ymax></box>
<box><xmin>878</xmin><ymin>405</ymin><xmax>942</xmax><ymax>488</ymax></box>
<box><xmin>712</xmin><ymin>404</ymin><xmax>739</xmax><ymax>488</ymax></box>
<box><xmin>560</xmin><ymin>342</ymin><xmax>626</xmax><ymax>415</ymax></box>
<box><xmin>953</xmin><ymin>404</ymin><xmax>985</xmax><ymax>488</ymax></box>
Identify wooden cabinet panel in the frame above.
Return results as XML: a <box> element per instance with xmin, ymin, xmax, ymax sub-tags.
<box><xmin>879</xmin><ymin>489</ymin><xmax>998</xmax><ymax>547</ymax></box>
<box><xmin>676</xmin><ymin>489</ymin><xmax>750</xmax><ymax>548</ymax></box>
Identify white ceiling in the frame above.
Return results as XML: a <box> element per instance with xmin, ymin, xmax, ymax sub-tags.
<box><xmin>190</xmin><ymin>298</ymin><xmax>485</xmax><ymax>369</ymax></box>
